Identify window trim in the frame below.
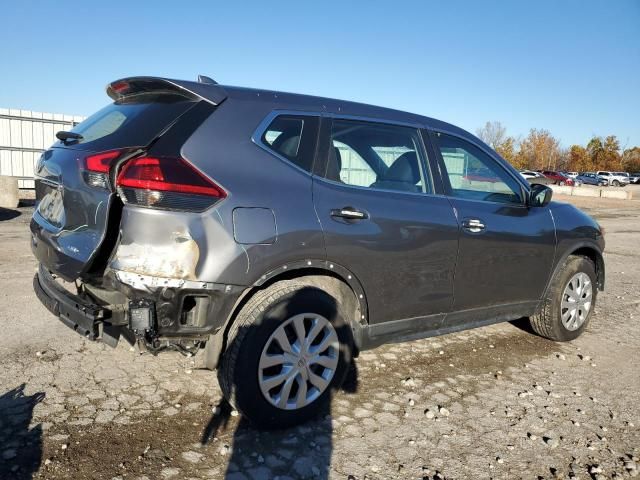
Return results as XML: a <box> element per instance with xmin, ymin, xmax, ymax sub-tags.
<box><xmin>429</xmin><ymin>128</ymin><xmax>529</xmax><ymax>206</ymax></box>
<box><xmin>253</xmin><ymin>110</ymin><xmax>438</xmax><ymax>188</ymax></box>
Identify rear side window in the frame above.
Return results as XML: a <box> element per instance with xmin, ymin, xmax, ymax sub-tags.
<box><xmin>320</xmin><ymin>119</ymin><xmax>429</xmax><ymax>193</ymax></box>
<box><xmin>260</xmin><ymin>115</ymin><xmax>318</xmax><ymax>173</ymax></box>
<box><xmin>62</xmin><ymin>93</ymin><xmax>196</xmax><ymax>152</ymax></box>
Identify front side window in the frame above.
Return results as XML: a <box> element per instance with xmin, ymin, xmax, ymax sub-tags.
<box><xmin>321</xmin><ymin>119</ymin><xmax>428</xmax><ymax>193</ymax></box>
<box><xmin>434</xmin><ymin>133</ymin><xmax>522</xmax><ymax>204</ymax></box>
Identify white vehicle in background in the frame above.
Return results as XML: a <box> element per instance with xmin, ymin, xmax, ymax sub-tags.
<box><xmin>565</xmin><ymin>171</ymin><xmax>579</xmax><ymax>178</ymax></box>
<box><xmin>519</xmin><ymin>170</ymin><xmax>539</xmax><ymax>180</ymax></box>
<box><xmin>614</xmin><ymin>172</ymin><xmax>635</xmax><ymax>184</ymax></box>
<box><xmin>628</xmin><ymin>172</ymin><xmax>640</xmax><ymax>184</ymax></box>
<box><xmin>519</xmin><ymin>170</ymin><xmax>553</xmax><ymax>184</ymax></box>
<box><xmin>596</xmin><ymin>171</ymin><xmax>629</xmax><ymax>187</ymax></box>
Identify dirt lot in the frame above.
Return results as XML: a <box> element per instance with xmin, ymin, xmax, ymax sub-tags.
<box><xmin>0</xmin><ymin>192</ymin><xmax>639</xmax><ymax>480</ymax></box>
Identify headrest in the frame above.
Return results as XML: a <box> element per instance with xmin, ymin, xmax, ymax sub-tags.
<box><xmin>384</xmin><ymin>152</ymin><xmax>420</xmax><ymax>183</ymax></box>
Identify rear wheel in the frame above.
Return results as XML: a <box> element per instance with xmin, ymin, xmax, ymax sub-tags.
<box><xmin>530</xmin><ymin>256</ymin><xmax>597</xmax><ymax>341</ymax></box>
<box><xmin>612</xmin><ymin>180</ymin><xmax>620</xmax><ymax>186</ymax></box>
<box><xmin>218</xmin><ymin>282</ymin><xmax>353</xmax><ymax>429</ymax></box>
<box><xmin>559</xmin><ymin>181</ymin><xmax>566</xmax><ymax>186</ymax></box>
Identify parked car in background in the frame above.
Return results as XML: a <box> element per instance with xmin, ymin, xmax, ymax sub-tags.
<box><xmin>615</xmin><ymin>172</ymin><xmax>636</xmax><ymax>185</ymax></box>
<box><xmin>30</xmin><ymin>75</ymin><xmax>606</xmax><ymax>428</ymax></box>
<box><xmin>596</xmin><ymin>171</ymin><xmax>629</xmax><ymax>187</ymax></box>
<box><xmin>628</xmin><ymin>172</ymin><xmax>640</xmax><ymax>184</ymax></box>
<box><xmin>520</xmin><ymin>170</ymin><xmax>538</xmax><ymax>180</ymax></box>
<box><xmin>464</xmin><ymin>167</ymin><xmax>500</xmax><ymax>183</ymax></box>
<box><xmin>520</xmin><ymin>170</ymin><xmax>553</xmax><ymax>185</ymax></box>
<box><xmin>540</xmin><ymin>170</ymin><xmax>575</xmax><ymax>186</ymax></box>
<box><xmin>565</xmin><ymin>171</ymin><xmax>579</xmax><ymax>179</ymax></box>
<box><xmin>576</xmin><ymin>173</ymin><xmax>608</xmax><ymax>186</ymax></box>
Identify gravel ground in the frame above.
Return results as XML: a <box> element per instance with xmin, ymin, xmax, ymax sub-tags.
<box><xmin>0</xmin><ymin>194</ymin><xmax>638</xmax><ymax>480</ymax></box>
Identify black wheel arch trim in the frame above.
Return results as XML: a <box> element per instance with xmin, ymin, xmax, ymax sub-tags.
<box><xmin>204</xmin><ymin>259</ymin><xmax>370</xmax><ymax>370</ymax></box>
<box><xmin>542</xmin><ymin>241</ymin><xmax>605</xmax><ymax>301</ymax></box>
<box><xmin>251</xmin><ymin>258</ymin><xmax>369</xmax><ymax>324</ymax></box>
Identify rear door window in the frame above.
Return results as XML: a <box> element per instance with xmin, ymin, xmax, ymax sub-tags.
<box><xmin>320</xmin><ymin>119</ymin><xmax>429</xmax><ymax>193</ymax></box>
<box><xmin>60</xmin><ymin>93</ymin><xmax>197</xmax><ymax>152</ymax></box>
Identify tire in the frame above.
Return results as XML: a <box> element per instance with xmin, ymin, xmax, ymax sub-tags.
<box><xmin>559</xmin><ymin>181</ymin><xmax>566</xmax><ymax>186</ymax></box>
<box><xmin>218</xmin><ymin>281</ymin><xmax>353</xmax><ymax>429</ymax></box>
<box><xmin>530</xmin><ymin>255</ymin><xmax>597</xmax><ymax>341</ymax></box>
<box><xmin>612</xmin><ymin>180</ymin><xmax>620</xmax><ymax>187</ymax></box>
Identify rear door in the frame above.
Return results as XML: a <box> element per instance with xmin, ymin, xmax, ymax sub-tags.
<box><xmin>429</xmin><ymin>131</ymin><xmax>556</xmax><ymax>315</ymax></box>
<box><xmin>31</xmin><ymin>88</ymin><xmax>202</xmax><ymax>281</ymax></box>
<box><xmin>312</xmin><ymin>117</ymin><xmax>459</xmax><ymax>325</ymax></box>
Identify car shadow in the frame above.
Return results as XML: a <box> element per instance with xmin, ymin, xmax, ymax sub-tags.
<box><xmin>0</xmin><ymin>207</ymin><xmax>21</xmax><ymax>221</ymax></box>
<box><xmin>0</xmin><ymin>384</ymin><xmax>45</xmax><ymax>479</ymax></box>
<box><xmin>200</xmin><ymin>288</ymin><xmax>359</xmax><ymax>479</ymax></box>
<box><xmin>508</xmin><ymin>317</ymin><xmax>537</xmax><ymax>335</ymax></box>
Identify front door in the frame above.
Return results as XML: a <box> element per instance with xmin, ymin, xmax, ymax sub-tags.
<box><xmin>430</xmin><ymin>131</ymin><xmax>556</xmax><ymax>314</ymax></box>
<box><xmin>312</xmin><ymin>118</ymin><xmax>459</xmax><ymax>325</ymax></box>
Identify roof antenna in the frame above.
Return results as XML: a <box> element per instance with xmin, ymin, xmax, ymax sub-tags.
<box><xmin>198</xmin><ymin>74</ymin><xmax>217</xmax><ymax>85</ymax></box>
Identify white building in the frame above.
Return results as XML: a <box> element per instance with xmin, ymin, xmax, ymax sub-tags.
<box><xmin>0</xmin><ymin>108</ymin><xmax>85</xmax><ymax>188</ymax></box>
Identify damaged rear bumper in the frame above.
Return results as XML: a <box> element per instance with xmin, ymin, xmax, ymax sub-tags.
<box><xmin>33</xmin><ymin>263</ymin><xmax>245</xmax><ymax>352</ymax></box>
<box><xmin>33</xmin><ymin>265</ymin><xmax>118</xmax><ymax>344</ymax></box>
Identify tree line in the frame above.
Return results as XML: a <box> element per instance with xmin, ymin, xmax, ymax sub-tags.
<box><xmin>476</xmin><ymin>121</ymin><xmax>640</xmax><ymax>173</ymax></box>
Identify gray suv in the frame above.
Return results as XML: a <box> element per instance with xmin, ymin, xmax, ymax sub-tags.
<box><xmin>31</xmin><ymin>76</ymin><xmax>605</xmax><ymax>428</ymax></box>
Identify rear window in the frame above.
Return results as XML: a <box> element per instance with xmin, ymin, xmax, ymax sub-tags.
<box><xmin>60</xmin><ymin>93</ymin><xmax>196</xmax><ymax>152</ymax></box>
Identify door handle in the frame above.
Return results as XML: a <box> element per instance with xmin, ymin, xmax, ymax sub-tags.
<box><xmin>462</xmin><ymin>218</ymin><xmax>485</xmax><ymax>233</ymax></box>
<box><xmin>330</xmin><ymin>207</ymin><xmax>369</xmax><ymax>220</ymax></box>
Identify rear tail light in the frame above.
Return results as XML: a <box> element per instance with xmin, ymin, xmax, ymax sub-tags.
<box><xmin>116</xmin><ymin>156</ymin><xmax>226</xmax><ymax>212</ymax></box>
<box><xmin>82</xmin><ymin>150</ymin><xmax>124</xmax><ymax>189</ymax></box>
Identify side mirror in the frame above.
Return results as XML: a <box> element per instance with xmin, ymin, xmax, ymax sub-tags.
<box><xmin>529</xmin><ymin>183</ymin><xmax>553</xmax><ymax>207</ymax></box>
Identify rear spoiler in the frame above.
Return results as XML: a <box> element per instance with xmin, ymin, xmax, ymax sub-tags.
<box><xmin>106</xmin><ymin>76</ymin><xmax>228</xmax><ymax>105</ymax></box>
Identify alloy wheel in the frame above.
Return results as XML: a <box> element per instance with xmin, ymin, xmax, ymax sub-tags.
<box><xmin>561</xmin><ymin>272</ymin><xmax>593</xmax><ymax>331</ymax></box>
<box><xmin>258</xmin><ymin>313</ymin><xmax>339</xmax><ymax>410</ymax></box>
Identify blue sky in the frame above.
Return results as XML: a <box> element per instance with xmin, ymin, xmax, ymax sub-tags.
<box><xmin>1</xmin><ymin>0</ymin><xmax>638</xmax><ymax>147</ymax></box>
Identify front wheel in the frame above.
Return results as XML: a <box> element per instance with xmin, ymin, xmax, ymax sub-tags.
<box><xmin>612</xmin><ymin>180</ymin><xmax>620</xmax><ymax>187</ymax></box>
<box><xmin>218</xmin><ymin>282</ymin><xmax>353</xmax><ymax>429</ymax></box>
<box><xmin>530</xmin><ymin>256</ymin><xmax>597</xmax><ymax>341</ymax></box>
